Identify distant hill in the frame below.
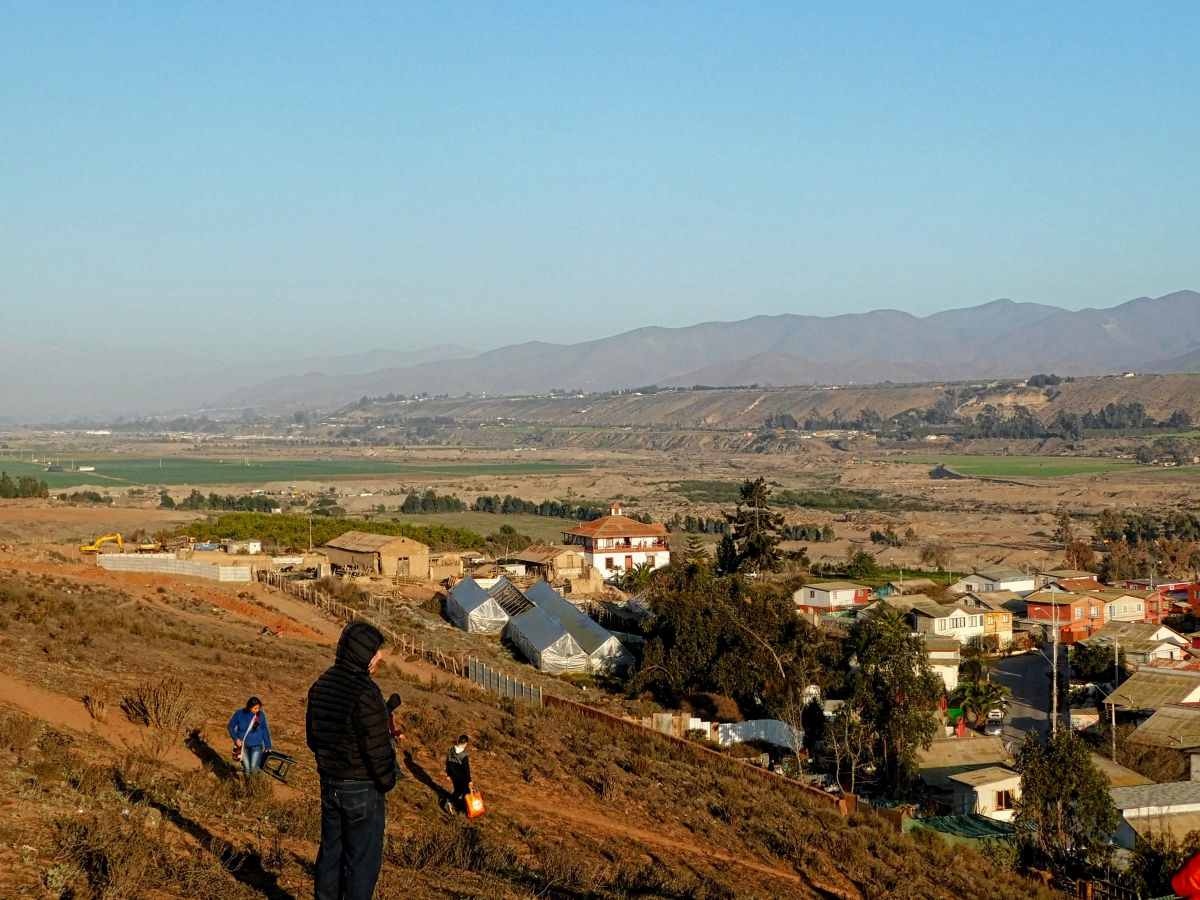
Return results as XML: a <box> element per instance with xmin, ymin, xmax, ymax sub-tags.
<box><xmin>5</xmin><ymin>293</ymin><xmax>1198</xmax><ymax>422</ymax></box>
<box><xmin>218</xmin><ymin>291</ymin><xmax>1200</xmax><ymax>412</ymax></box>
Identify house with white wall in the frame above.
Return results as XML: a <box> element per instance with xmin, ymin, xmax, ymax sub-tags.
<box><xmin>948</xmin><ymin>767</ymin><xmax>1021</xmax><ymax>821</ymax></box>
<box><xmin>793</xmin><ymin>581</ymin><xmax>871</xmax><ymax>613</ymax></box>
<box><xmin>561</xmin><ymin>504</ymin><xmax>670</xmax><ymax>581</ymax></box>
<box><xmin>911</xmin><ymin>602</ymin><xmax>987</xmax><ymax>645</ymax></box>
<box><xmin>950</xmin><ymin>568</ymin><xmax>1037</xmax><ymax>597</ymax></box>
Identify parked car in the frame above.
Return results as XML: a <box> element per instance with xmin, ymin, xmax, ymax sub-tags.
<box><xmin>983</xmin><ymin>709</ymin><xmax>1004</xmax><ymax>736</ymax></box>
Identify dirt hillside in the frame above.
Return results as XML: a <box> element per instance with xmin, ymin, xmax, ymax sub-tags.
<box><xmin>0</xmin><ymin>546</ymin><xmax>1057</xmax><ymax>900</ymax></box>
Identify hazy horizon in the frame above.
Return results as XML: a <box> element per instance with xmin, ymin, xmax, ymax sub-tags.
<box><xmin>4</xmin><ymin>5</ymin><xmax>1199</xmax><ymax>360</ymax></box>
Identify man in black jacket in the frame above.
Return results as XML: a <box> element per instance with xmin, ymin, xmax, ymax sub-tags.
<box><xmin>307</xmin><ymin>622</ymin><xmax>396</xmax><ymax>900</ymax></box>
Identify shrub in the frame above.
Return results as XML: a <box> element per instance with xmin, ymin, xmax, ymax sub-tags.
<box><xmin>119</xmin><ymin>676</ymin><xmax>196</xmax><ymax>745</ymax></box>
<box><xmin>82</xmin><ymin>694</ymin><xmax>108</xmax><ymax>722</ymax></box>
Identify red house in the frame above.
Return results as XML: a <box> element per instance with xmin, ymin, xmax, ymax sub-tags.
<box><xmin>1025</xmin><ymin>591</ymin><xmax>1105</xmax><ymax>643</ymax></box>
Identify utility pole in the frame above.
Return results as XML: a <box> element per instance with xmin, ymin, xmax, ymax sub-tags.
<box><xmin>1051</xmin><ymin>600</ymin><xmax>1060</xmax><ymax>735</ymax></box>
<box><xmin>1112</xmin><ymin>637</ymin><xmax>1120</xmax><ymax>762</ymax></box>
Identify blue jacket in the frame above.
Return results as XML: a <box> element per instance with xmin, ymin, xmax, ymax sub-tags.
<box><xmin>228</xmin><ymin>708</ymin><xmax>272</xmax><ymax>749</ymax></box>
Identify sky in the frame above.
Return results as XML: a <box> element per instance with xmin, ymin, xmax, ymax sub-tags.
<box><xmin>2</xmin><ymin>2</ymin><xmax>1199</xmax><ymax>360</ymax></box>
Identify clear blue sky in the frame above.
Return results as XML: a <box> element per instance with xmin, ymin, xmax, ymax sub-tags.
<box><xmin>2</xmin><ymin>3</ymin><xmax>1198</xmax><ymax>358</ymax></box>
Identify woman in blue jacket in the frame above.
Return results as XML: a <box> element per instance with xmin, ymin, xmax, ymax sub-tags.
<box><xmin>228</xmin><ymin>697</ymin><xmax>272</xmax><ymax>775</ymax></box>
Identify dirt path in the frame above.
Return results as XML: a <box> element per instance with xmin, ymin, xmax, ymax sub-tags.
<box><xmin>259</xmin><ymin>585</ymin><xmax>444</xmax><ymax>683</ymax></box>
<box><xmin>0</xmin><ymin>670</ymin><xmax>198</xmax><ymax>770</ymax></box>
<box><xmin>0</xmin><ymin>550</ymin><xmax>325</xmax><ymax>639</ymax></box>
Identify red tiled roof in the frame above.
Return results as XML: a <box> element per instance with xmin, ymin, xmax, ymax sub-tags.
<box><xmin>562</xmin><ymin>515</ymin><xmax>669</xmax><ymax>539</ymax></box>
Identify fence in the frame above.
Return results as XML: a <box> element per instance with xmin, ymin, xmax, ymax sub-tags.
<box><xmin>717</xmin><ymin>719</ymin><xmax>803</xmax><ymax>750</ymax></box>
<box><xmin>98</xmin><ymin>553</ymin><xmax>252</xmax><ymax>582</ymax></box>
<box><xmin>467</xmin><ymin>657</ymin><xmax>542</xmax><ymax>705</ymax></box>
<box><xmin>261</xmin><ymin>570</ymin><xmax>846</xmax><ymax>813</ymax></box>
<box><xmin>542</xmin><ymin>695</ymin><xmax>849</xmax><ymax>815</ymax></box>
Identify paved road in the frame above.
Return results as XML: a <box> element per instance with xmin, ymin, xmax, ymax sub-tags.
<box><xmin>991</xmin><ymin>648</ymin><xmax>1067</xmax><ymax>742</ymax></box>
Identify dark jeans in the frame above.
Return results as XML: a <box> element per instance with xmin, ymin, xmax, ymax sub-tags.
<box><xmin>315</xmin><ymin>778</ymin><xmax>386</xmax><ymax>900</ymax></box>
<box><xmin>449</xmin><ymin>779</ymin><xmax>470</xmax><ymax>812</ymax></box>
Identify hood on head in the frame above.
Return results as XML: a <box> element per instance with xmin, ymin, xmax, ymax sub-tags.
<box><xmin>336</xmin><ymin>621</ymin><xmax>385</xmax><ymax>671</ymax></box>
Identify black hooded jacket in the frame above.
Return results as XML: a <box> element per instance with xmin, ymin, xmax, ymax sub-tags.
<box><xmin>306</xmin><ymin>622</ymin><xmax>396</xmax><ymax>791</ymax></box>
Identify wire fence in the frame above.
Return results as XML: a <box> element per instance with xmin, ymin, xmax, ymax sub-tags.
<box><xmin>262</xmin><ymin>570</ymin><xmax>844</xmax><ymax>812</ymax></box>
<box><xmin>467</xmin><ymin>657</ymin><xmax>542</xmax><ymax>705</ymax></box>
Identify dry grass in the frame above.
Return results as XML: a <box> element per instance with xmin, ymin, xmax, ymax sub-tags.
<box><xmin>82</xmin><ymin>693</ymin><xmax>108</xmax><ymax>721</ymax></box>
<box><xmin>119</xmin><ymin>676</ymin><xmax>196</xmax><ymax>745</ymax></box>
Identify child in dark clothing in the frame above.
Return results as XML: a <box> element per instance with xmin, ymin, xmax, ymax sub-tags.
<box><xmin>443</xmin><ymin>734</ymin><xmax>472</xmax><ymax>814</ymax></box>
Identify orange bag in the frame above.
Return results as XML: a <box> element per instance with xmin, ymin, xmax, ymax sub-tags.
<box><xmin>466</xmin><ymin>790</ymin><xmax>486</xmax><ymax>819</ymax></box>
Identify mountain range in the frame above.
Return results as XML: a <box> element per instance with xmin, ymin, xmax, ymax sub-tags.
<box><xmin>214</xmin><ymin>290</ymin><xmax>1200</xmax><ymax>413</ymax></box>
<box><xmin>4</xmin><ymin>292</ymin><xmax>1198</xmax><ymax>422</ymax></box>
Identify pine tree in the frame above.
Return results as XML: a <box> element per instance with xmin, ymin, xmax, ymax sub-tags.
<box><xmin>1015</xmin><ymin>729</ymin><xmax>1117</xmax><ymax>873</ymax></box>
<box><xmin>717</xmin><ymin>477</ymin><xmax>786</xmax><ymax>575</ymax></box>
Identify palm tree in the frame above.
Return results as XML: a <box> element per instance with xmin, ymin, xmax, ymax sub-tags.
<box><xmin>953</xmin><ymin>680</ymin><xmax>1012</xmax><ymax>727</ymax></box>
<box><xmin>866</xmin><ymin>601</ymin><xmax>909</xmax><ymax>633</ymax></box>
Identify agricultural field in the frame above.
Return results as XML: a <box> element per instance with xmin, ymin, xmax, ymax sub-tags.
<box><xmin>0</xmin><ymin>454</ymin><xmax>586</xmax><ymax>490</ymax></box>
<box><xmin>882</xmin><ymin>455</ymin><xmax>1145</xmax><ymax>478</ymax></box>
<box><xmin>378</xmin><ymin>511</ymin><xmax>585</xmax><ymax>545</ymax></box>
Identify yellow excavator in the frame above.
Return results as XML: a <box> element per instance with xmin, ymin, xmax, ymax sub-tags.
<box><xmin>79</xmin><ymin>533</ymin><xmax>123</xmax><ymax>554</ymax></box>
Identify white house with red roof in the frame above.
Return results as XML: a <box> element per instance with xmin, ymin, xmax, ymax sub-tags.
<box><xmin>561</xmin><ymin>504</ymin><xmax>671</xmax><ymax>581</ymax></box>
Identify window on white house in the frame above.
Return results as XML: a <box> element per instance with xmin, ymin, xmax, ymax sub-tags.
<box><xmin>995</xmin><ymin>790</ymin><xmax>1015</xmax><ymax>811</ymax></box>
<box><xmin>605</xmin><ymin>557</ymin><xmax>614</xmax><ymax>569</ymax></box>
<box><xmin>1137</xmin><ymin>604</ymin><xmax>1143</xmax><ymax>611</ymax></box>
<box><xmin>1121</xmin><ymin>605</ymin><xmax>1128</xmax><ymax>614</ymax></box>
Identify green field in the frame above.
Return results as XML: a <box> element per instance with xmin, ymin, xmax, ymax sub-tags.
<box><xmin>0</xmin><ymin>455</ymin><xmax>586</xmax><ymax>489</ymax></box>
<box><xmin>884</xmin><ymin>455</ymin><xmax>1143</xmax><ymax>477</ymax></box>
<box><xmin>381</xmin><ymin>511</ymin><xmax>581</xmax><ymax>544</ymax></box>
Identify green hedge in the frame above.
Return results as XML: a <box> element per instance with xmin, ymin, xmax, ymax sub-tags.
<box><xmin>174</xmin><ymin>512</ymin><xmax>486</xmax><ymax>551</ymax></box>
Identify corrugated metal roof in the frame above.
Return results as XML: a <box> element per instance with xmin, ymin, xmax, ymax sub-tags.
<box><xmin>324</xmin><ymin>531</ymin><xmax>417</xmax><ymax>553</ymax></box>
<box><xmin>1108</xmin><ymin>672</ymin><xmax>1200</xmax><ymax>711</ymax></box>
<box><xmin>912</xmin><ymin>603</ymin><xmax>972</xmax><ymax>619</ymax></box>
<box><xmin>977</xmin><ymin>569</ymin><xmax>1030</xmax><ymax>582</ymax></box>
<box><xmin>1089</xmin><ymin>754</ymin><xmax>1154</xmax><ymax>787</ymax></box>
<box><xmin>948</xmin><ymin>766</ymin><xmax>1019</xmax><ymax>787</ymax></box>
<box><xmin>805</xmin><ymin>581</ymin><xmax>869</xmax><ymax>592</ymax></box>
<box><xmin>963</xmin><ymin>590</ymin><xmax>1023</xmax><ymax>610</ymax></box>
<box><xmin>1086</xmin><ymin>622</ymin><xmax>1185</xmax><ymax>644</ymax></box>
<box><xmin>1112</xmin><ymin>781</ymin><xmax>1200</xmax><ymax>812</ymax></box>
<box><xmin>509</xmin><ymin>545</ymin><xmax>579</xmax><ymax>565</ymax></box>
<box><xmin>917</xmin><ymin>814</ymin><xmax>1013</xmax><ymax>838</ymax></box>
<box><xmin>917</xmin><ymin>735</ymin><xmax>1012</xmax><ymax>770</ymax></box>
<box><xmin>1130</xmin><ymin>704</ymin><xmax>1200</xmax><ymax>751</ymax></box>
<box><xmin>923</xmin><ymin>635</ymin><xmax>962</xmax><ymax>653</ymax></box>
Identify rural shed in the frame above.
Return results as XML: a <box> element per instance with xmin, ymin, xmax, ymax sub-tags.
<box><xmin>323</xmin><ymin>531</ymin><xmax>430</xmax><ymax>579</ymax></box>
<box><xmin>947</xmin><ymin>767</ymin><xmax>1020</xmax><ymax>821</ymax></box>
<box><xmin>525</xmin><ymin>581</ymin><xmax>635</xmax><ymax>675</ymax></box>
<box><xmin>505</xmin><ymin>606</ymin><xmax>589</xmax><ymax>674</ymax></box>
<box><xmin>446</xmin><ymin>576</ymin><xmax>509</xmax><ymax>634</ymax></box>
